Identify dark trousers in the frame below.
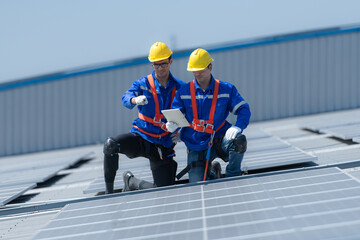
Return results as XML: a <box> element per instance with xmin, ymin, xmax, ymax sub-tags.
<box><xmin>104</xmin><ymin>133</ymin><xmax>177</xmax><ymax>187</ymax></box>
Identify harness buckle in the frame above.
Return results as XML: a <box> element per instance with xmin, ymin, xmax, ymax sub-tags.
<box><xmin>193</xmin><ymin>123</ymin><xmax>205</xmax><ymax>132</ymax></box>
<box><xmin>206</xmin><ymin>124</ymin><xmax>214</xmax><ymax>130</ymax></box>
<box><xmin>153</xmin><ymin>116</ymin><xmax>162</xmax><ymax>123</ymax></box>
<box><xmin>160</xmin><ymin>122</ymin><xmax>168</xmax><ymax>132</ymax></box>
<box><xmin>198</xmin><ymin>120</ymin><xmax>205</xmax><ymax>126</ymax></box>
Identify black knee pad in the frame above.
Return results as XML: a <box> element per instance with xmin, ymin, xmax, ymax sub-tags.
<box><xmin>233</xmin><ymin>134</ymin><xmax>247</xmax><ymax>153</ymax></box>
<box><xmin>151</xmin><ymin>159</ymin><xmax>177</xmax><ymax>187</ymax></box>
<box><xmin>103</xmin><ymin>137</ymin><xmax>120</xmax><ymax>155</ymax></box>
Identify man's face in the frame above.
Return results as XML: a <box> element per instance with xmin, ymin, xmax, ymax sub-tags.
<box><xmin>152</xmin><ymin>58</ymin><xmax>172</xmax><ymax>79</ymax></box>
<box><xmin>192</xmin><ymin>64</ymin><xmax>212</xmax><ymax>83</ymax></box>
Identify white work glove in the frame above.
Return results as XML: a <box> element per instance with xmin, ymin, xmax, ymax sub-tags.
<box><xmin>133</xmin><ymin>95</ymin><xmax>148</xmax><ymax>105</ymax></box>
<box><xmin>166</xmin><ymin>121</ymin><xmax>179</xmax><ymax>133</ymax></box>
<box><xmin>171</xmin><ymin>132</ymin><xmax>181</xmax><ymax>143</ymax></box>
<box><xmin>225</xmin><ymin>126</ymin><xmax>242</xmax><ymax>140</ymax></box>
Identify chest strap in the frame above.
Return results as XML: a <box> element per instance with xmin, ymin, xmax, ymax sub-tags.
<box><xmin>136</xmin><ymin>74</ymin><xmax>176</xmax><ymax>137</ymax></box>
<box><xmin>190</xmin><ymin>79</ymin><xmax>225</xmax><ymax>134</ymax></box>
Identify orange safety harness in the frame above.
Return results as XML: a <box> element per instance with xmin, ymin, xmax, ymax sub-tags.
<box><xmin>189</xmin><ymin>79</ymin><xmax>225</xmax><ymax>180</ymax></box>
<box><xmin>134</xmin><ymin>74</ymin><xmax>176</xmax><ymax>139</ymax></box>
<box><xmin>190</xmin><ymin>79</ymin><xmax>225</xmax><ymax>135</ymax></box>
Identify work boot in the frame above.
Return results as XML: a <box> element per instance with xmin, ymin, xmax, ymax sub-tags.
<box><xmin>105</xmin><ymin>182</ymin><xmax>114</xmax><ymax>194</ymax></box>
<box><xmin>122</xmin><ymin>171</ymin><xmax>134</xmax><ymax>192</ymax></box>
<box><xmin>211</xmin><ymin>161</ymin><xmax>222</xmax><ymax>179</ymax></box>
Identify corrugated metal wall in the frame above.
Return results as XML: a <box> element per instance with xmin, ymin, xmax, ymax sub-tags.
<box><xmin>1</xmin><ymin>26</ymin><xmax>359</xmax><ymax>156</ymax></box>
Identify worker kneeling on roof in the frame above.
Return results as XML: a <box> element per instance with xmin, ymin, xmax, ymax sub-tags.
<box><xmin>103</xmin><ymin>42</ymin><xmax>185</xmax><ymax>193</ymax></box>
<box><xmin>166</xmin><ymin>48</ymin><xmax>251</xmax><ymax>182</ymax></box>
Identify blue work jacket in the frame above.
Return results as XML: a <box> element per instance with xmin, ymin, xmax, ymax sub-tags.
<box><xmin>122</xmin><ymin>71</ymin><xmax>185</xmax><ymax>148</ymax></box>
<box><xmin>171</xmin><ymin>75</ymin><xmax>251</xmax><ymax>151</ymax></box>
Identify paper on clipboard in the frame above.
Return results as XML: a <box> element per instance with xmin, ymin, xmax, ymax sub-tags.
<box><xmin>161</xmin><ymin>109</ymin><xmax>190</xmax><ymax>127</ymax></box>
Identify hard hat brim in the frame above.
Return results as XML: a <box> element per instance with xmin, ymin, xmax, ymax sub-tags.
<box><xmin>148</xmin><ymin>54</ymin><xmax>172</xmax><ymax>62</ymax></box>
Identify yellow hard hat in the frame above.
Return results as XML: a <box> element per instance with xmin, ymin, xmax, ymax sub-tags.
<box><xmin>187</xmin><ymin>48</ymin><xmax>214</xmax><ymax>71</ymax></box>
<box><xmin>148</xmin><ymin>42</ymin><xmax>173</xmax><ymax>62</ymax></box>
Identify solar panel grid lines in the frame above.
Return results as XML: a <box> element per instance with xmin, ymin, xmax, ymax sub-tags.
<box><xmin>32</xmin><ymin>193</ymin><xmax>358</xmax><ymax>238</ymax></box>
<box><xmin>32</xmin><ymin>167</ymin><xmax>360</xmax><ymax>240</ymax></box>
<box><xmin>340</xmin><ymin>168</ymin><xmax>360</xmax><ymax>185</ymax></box>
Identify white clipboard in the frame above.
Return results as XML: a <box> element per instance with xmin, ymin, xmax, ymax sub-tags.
<box><xmin>161</xmin><ymin>109</ymin><xmax>190</xmax><ymax>127</ymax></box>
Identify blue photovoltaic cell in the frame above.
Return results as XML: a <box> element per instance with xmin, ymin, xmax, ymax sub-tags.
<box><xmin>33</xmin><ymin>167</ymin><xmax>360</xmax><ymax>240</ymax></box>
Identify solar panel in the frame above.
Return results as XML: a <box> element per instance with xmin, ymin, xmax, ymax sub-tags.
<box><xmin>0</xmin><ymin>183</ymin><xmax>36</xmax><ymax>206</ymax></box>
<box><xmin>313</xmin><ymin>146</ymin><xmax>360</xmax><ymax>166</ymax></box>
<box><xmin>243</xmin><ymin>127</ymin><xmax>271</xmax><ymax>140</ymax></box>
<box><xmin>300</xmin><ymin>113</ymin><xmax>360</xmax><ymax>132</ymax></box>
<box><xmin>286</xmin><ymin>134</ymin><xmax>344</xmax><ymax>151</ymax></box>
<box><xmin>261</xmin><ymin>126</ymin><xmax>314</xmax><ymax>139</ymax></box>
<box><xmin>246</xmin><ymin>136</ymin><xmax>290</xmax><ymax>153</ymax></box>
<box><xmin>32</xmin><ymin>167</ymin><xmax>360</xmax><ymax>240</ymax></box>
<box><xmin>241</xmin><ymin>146</ymin><xmax>316</xmax><ymax>171</ymax></box>
<box><xmin>320</xmin><ymin>123</ymin><xmax>360</xmax><ymax>140</ymax></box>
<box><xmin>0</xmin><ymin>149</ymin><xmax>91</xmax><ymax>206</ymax></box>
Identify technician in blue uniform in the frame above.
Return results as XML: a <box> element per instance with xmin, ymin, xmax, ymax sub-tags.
<box><xmin>103</xmin><ymin>42</ymin><xmax>185</xmax><ymax>193</ymax></box>
<box><xmin>166</xmin><ymin>48</ymin><xmax>251</xmax><ymax>182</ymax></box>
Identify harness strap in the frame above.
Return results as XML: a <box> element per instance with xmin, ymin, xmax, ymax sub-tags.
<box><xmin>136</xmin><ymin>74</ymin><xmax>176</xmax><ymax>137</ymax></box>
<box><xmin>134</xmin><ymin>125</ymin><xmax>170</xmax><ymax>139</ymax></box>
<box><xmin>190</xmin><ymin>79</ymin><xmax>225</xmax><ymax>134</ymax></box>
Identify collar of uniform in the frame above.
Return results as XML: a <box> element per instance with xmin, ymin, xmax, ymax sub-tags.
<box><xmin>151</xmin><ymin>71</ymin><xmax>174</xmax><ymax>90</ymax></box>
<box><xmin>194</xmin><ymin>74</ymin><xmax>215</xmax><ymax>94</ymax></box>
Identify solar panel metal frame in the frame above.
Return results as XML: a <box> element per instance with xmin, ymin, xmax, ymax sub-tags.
<box><xmin>0</xmin><ymin>183</ymin><xmax>36</xmax><ymax>206</ymax></box>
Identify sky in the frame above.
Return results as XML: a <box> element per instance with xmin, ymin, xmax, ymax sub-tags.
<box><xmin>1</xmin><ymin>0</ymin><xmax>360</xmax><ymax>84</ymax></box>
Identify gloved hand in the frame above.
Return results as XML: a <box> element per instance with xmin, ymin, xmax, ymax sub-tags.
<box><xmin>133</xmin><ymin>95</ymin><xmax>148</xmax><ymax>105</ymax></box>
<box><xmin>166</xmin><ymin>121</ymin><xmax>179</xmax><ymax>133</ymax></box>
<box><xmin>225</xmin><ymin>126</ymin><xmax>242</xmax><ymax>140</ymax></box>
<box><xmin>171</xmin><ymin>132</ymin><xmax>181</xmax><ymax>143</ymax></box>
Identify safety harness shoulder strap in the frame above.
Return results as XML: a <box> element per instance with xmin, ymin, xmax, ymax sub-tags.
<box><xmin>190</xmin><ymin>79</ymin><xmax>225</xmax><ymax>134</ymax></box>
<box><xmin>136</xmin><ymin>74</ymin><xmax>176</xmax><ymax>138</ymax></box>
